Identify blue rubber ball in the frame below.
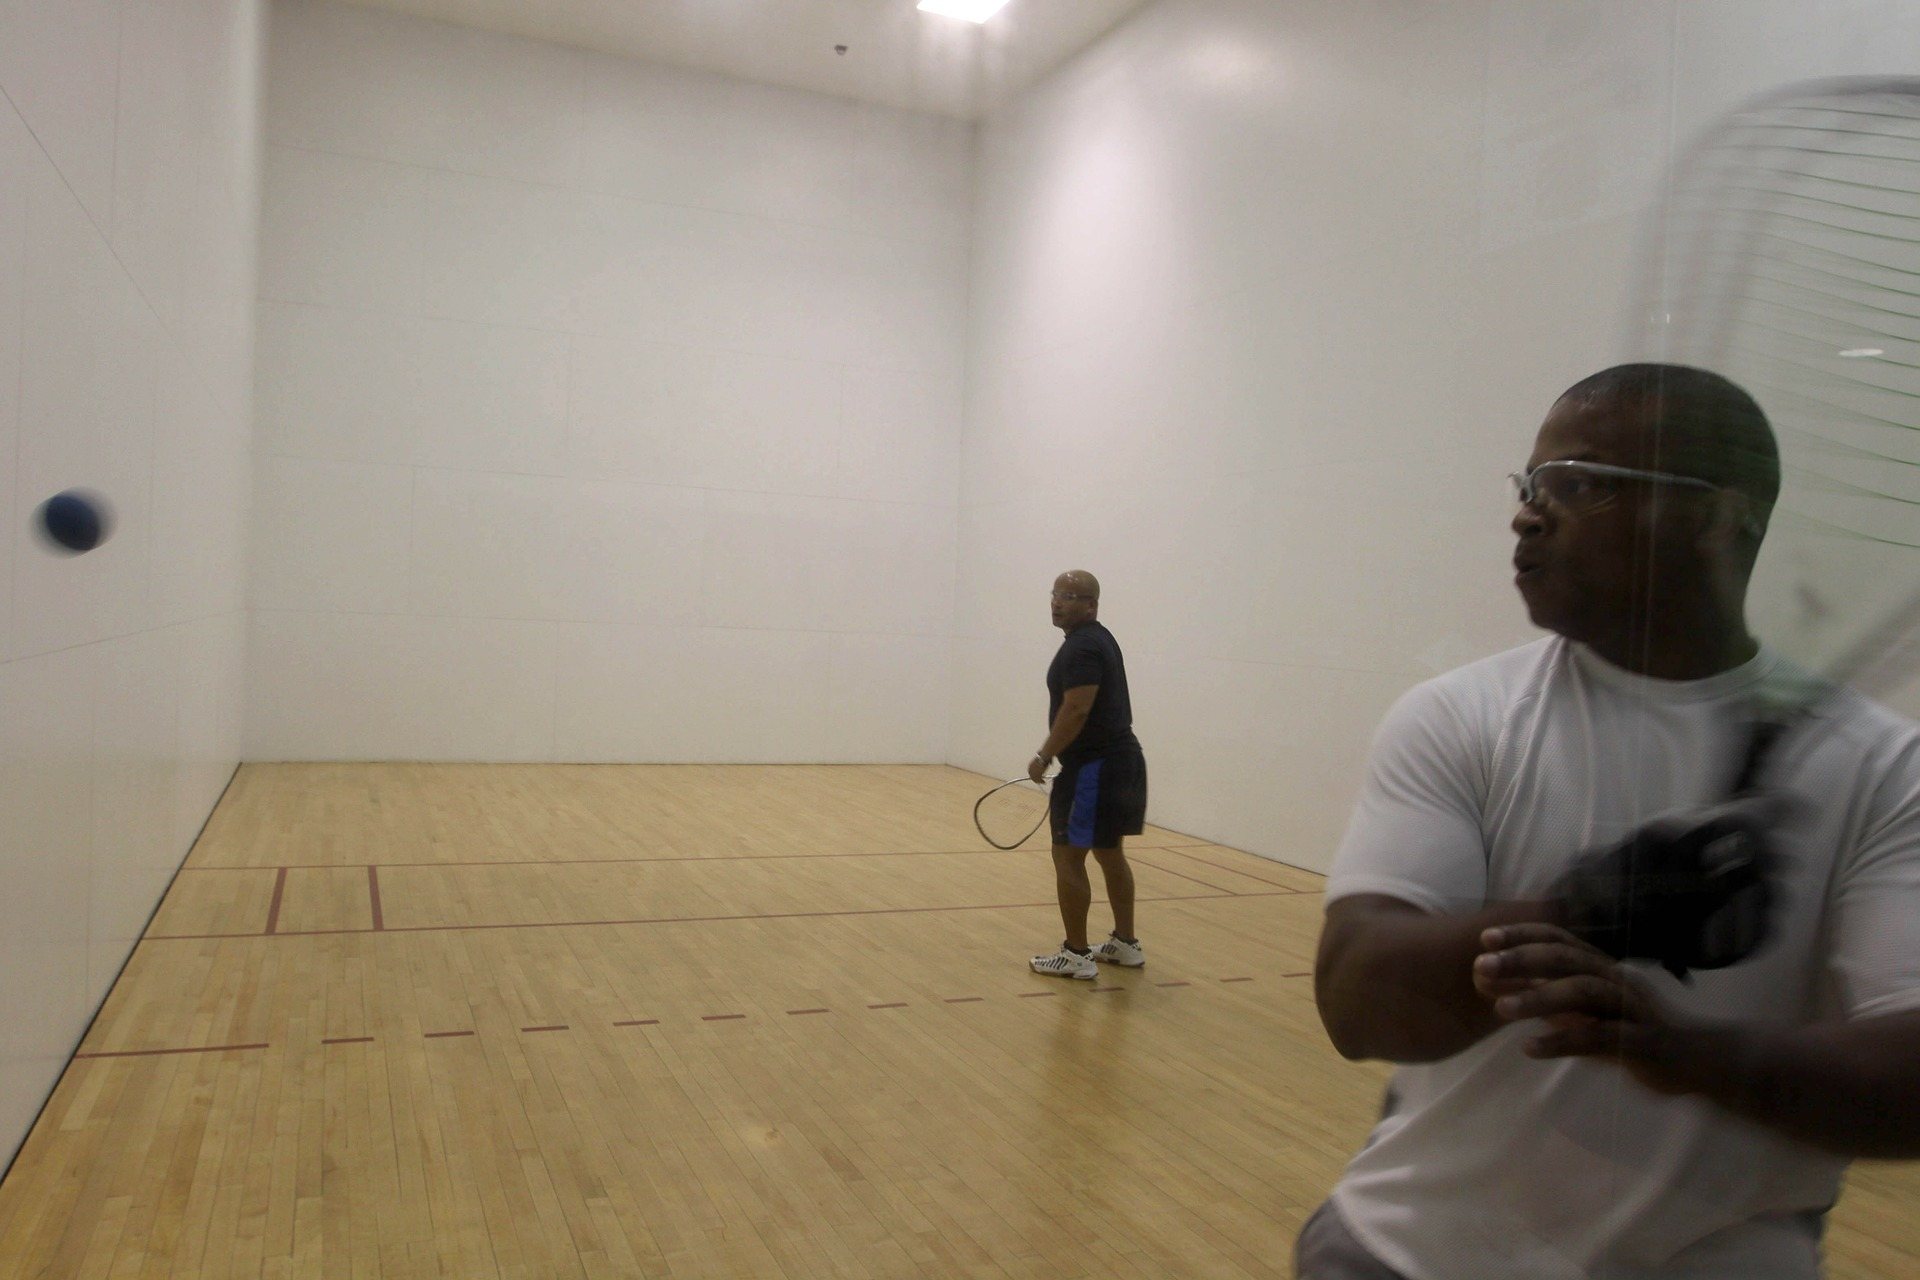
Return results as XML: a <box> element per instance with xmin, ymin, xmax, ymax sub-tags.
<box><xmin>37</xmin><ymin>490</ymin><xmax>109</xmax><ymax>554</ymax></box>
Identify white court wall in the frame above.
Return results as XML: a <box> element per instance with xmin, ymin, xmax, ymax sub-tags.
<box><xmin>0</xmin><ymin>0</ymin><xmax>262</xmax><ymax>1161</ymax></box>
<box><xmin>248</xmin><ymin>0</ymin><xmax>970</xmax><ymax>763</ymax></box>
<box><xmin>952</xmin><ymin>0</ymin><xmax>1920</xmax><ymax>871</ymax></box>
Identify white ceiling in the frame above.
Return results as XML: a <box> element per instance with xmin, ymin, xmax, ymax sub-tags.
<box><xmin>337</xmin><ymin>0</ymin><xmax>1157</xmax><ymax>121</ymax></box>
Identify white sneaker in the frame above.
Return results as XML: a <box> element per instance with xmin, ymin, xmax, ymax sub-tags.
<box><xmin>1090</xmin><ymin>934</ymin><xmax>1145</xmax><ymax>967</ymax></box>
<box><xmin>1030</xmin><ymin>945</ymin><xmax>1097</xmax><ymax>980</ymax></box>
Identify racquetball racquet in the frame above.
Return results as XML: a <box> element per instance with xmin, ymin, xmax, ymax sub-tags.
<box><xmin>972</xmin><ymin>774</ymin><xmax>1055</xmax><ymax>850</ymax></box>
<box><xmin>1561</xmin><ymin>79</ymin><xmax>1920</xmax><ymax>977</ymax></box>
<box><xmin>1635</xmin><ymin>77</ymin><xmax>1920</xmax><ymax>761</ymax></box>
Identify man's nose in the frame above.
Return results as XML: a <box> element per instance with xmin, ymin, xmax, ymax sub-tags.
<box><xmin>1512</xmin><ymin>500</ymin><xmax>1549</xmax><ymax>538</ymax></box>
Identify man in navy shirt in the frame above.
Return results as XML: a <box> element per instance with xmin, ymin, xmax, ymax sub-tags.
<box><xmin>1027</xmin><ymin>570</ymin><xmax>1150</xmax><ymax>979</ymax></box>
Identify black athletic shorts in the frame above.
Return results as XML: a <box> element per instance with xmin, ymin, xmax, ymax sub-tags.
<box><xmin>1049</xmin><ymin>749</ymin><xmax>1147</xmax><ymax>849</ymax></box>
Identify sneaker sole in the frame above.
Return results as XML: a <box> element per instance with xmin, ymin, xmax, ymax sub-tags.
<box><xmin>1030</xmin><ymin>962</ymin><xmax>1097</xmax><ymax>979</ymax></box>
<box><xmin>1092</xmin><ymin>955</ymin><xmax>1145</xmax><ymax>967</ymax></box>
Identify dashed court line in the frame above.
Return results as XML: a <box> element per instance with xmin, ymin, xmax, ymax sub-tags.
<box><xmin>77</xmin><ymin>971</ymin><xmax>1316</xmax><ymax>1060</ymax></box>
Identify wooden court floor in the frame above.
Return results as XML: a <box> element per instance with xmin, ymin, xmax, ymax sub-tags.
<box><xmin>0</xmin><ymin>764</ymin><xmax>1913</xmax><ymax>1279</ymax></box>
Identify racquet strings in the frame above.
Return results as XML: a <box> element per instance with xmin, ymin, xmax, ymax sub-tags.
<box><xmin>973</xmin><ymin>778</ymin><xmax>1051</xmax><ymax>850</ymax></box>
<box><xmin>1649</xmin><ymin>81</ymin><xmax>1920</xmax><ymax>706</ymax></box>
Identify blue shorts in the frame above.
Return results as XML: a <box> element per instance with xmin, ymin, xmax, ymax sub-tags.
<box><xmin>1049</xmin><ymin>750</ymin><xmax>1147</xmax><ymax>849</ymax></box>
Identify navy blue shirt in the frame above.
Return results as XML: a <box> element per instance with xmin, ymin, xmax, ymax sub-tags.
<box><xmin>1047</xmin><ymin>621</ymin><xmax>1141</xmax><ymax>766</ymax></box>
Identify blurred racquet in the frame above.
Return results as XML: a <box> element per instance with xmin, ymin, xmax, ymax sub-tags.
<box><xmin>972</xmin><ymin>774</ymin><xmax>1054</xmax><ymax>850</ymax></box>
<box><xmin>1635</xmin><ymin>77</ymin><xmax>1920</xmax><ymax>770</ymax></box>
<box><xmin>1561</xmin><ymin>79</ymin><xmax>1920</xmax><ymax>976</ymax></box>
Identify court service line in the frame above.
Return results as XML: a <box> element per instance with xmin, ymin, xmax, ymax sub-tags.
<box><xmin>1127</xmin><ymin>855</ymin><xmax>1240</xmax><ymax>895</ymax></box>
<box><xmin>1160</xmin><ymin>846</ymin><xmax>1317</xmax><ymax>891</ymax></box>
<box><xmin>144</xmin><ymin>888</ymin><xmax>1308</xmax><ymax>942</ymax></box>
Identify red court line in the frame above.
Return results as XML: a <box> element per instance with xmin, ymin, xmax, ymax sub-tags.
<box><xmin>1163</xmin><ymin>847</ymin><xmax>1317</xmax><ymax>892</ymax></box>
<box><xmin>76</xmin><ymin>1042</ymin><xmax>269</xmax><ymax>1060</ymax></box>
<box><xmin>1130</xmin><ymin>855</ymin><xmax>1237</xmax><ymax>895</ymax></box>
<box><xmin>77</xmin><ymin>979</ymin><xmax>1242</xmax><ymax>1059</ymax></box>
<box><xmin>263</xmin><ymin>868</ymin><xmax>288</xmax><ymax>935</ymax></box>
<box><xmin>174</xmin><ymin>838</ymin><xmax>1222</xmax><ymax>874</ymax></box>
<box><xmin>141</xmin><ymin>888</ymin><xmax>1295</xmax><ymax>941</ymax></box>
<box><xmin>367</xmin><ymin>866</ymin><xmax>384</xmax><ymax>931</ymax></box>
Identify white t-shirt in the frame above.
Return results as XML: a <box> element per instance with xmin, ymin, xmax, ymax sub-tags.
<box><xmin>1326</xmin><ymin>636</ymin><xmax>1920</xmax><ymax>1280</ymax></box>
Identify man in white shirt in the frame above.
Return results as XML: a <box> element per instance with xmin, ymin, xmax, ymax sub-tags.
<box><xmin>1302</xmin><ymin>364</ymin><xmax>1920</xmax><ymax>1279</ymax></box>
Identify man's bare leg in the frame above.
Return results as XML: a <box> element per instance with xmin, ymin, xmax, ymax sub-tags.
<box><xmin>1092</xmin><ymin>843</ymin><xmax>1135</xmax><ymax>941</ymax></box>
<box><xmin>1051</xmin><ymin>844</ymin><xmax>1092</xmax><ymax>949</ymax></box>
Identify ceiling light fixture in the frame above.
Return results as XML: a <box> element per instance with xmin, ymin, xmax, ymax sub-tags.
<box><xmin>918</xmin><ymin>0</ymin><xmax>1013</xmax><ymax>24</ymax></box>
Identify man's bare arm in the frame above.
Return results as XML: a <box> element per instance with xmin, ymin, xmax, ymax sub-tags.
<box><xmin>1316</xmin><ymin>894</ymin><xmax>1555</xmax><ymax>1063</ymax></box>
<box><xmin>1034</xmin><ymin>685</ymin><xmax>1097</xmax><ymax>769</ymax></box>
<box><xmin>1478</xmin><ymin>923</ymin><xmax>1920</xmax><ymax>1157</ymax></box>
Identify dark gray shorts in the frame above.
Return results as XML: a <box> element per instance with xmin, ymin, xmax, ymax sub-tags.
<box><xmin>1048</xmin><ymin>749</ymin><xmax>1147</xmax><ymax>848</ymax></box>
<box><xmin>1294</xmin><ymin>1200</ymin><xmax>1411</xmax><ymax>1280</ymax></box>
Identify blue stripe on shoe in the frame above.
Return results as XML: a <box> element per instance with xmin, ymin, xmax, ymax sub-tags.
<box><xmin>1067</xmin><ymin>758</ymin><xmax>1104</xmax><ymax>848</ymax></box>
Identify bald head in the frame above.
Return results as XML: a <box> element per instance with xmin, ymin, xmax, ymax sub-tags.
<box><xmin>1059</xmin><ymin>570</ymin><xmax>1100</xmax><ymax>600</ymax></box>
<box><xmin>1050</xmin><ymin>570</ymin><xmax>1101</xmax><ymax>632</ymax></box>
